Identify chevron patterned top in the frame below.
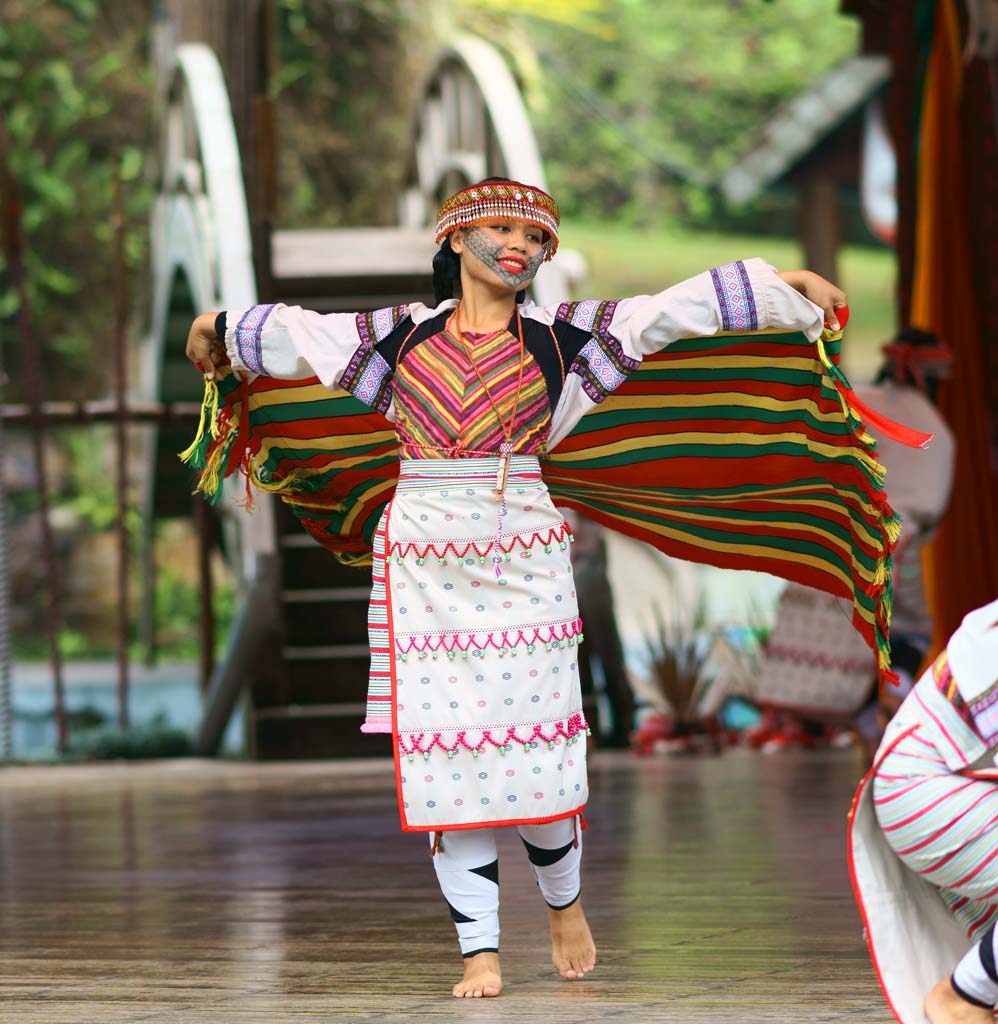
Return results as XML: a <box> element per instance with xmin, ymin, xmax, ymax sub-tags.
<box><xmin>394</xmin><ymin>326</ymin><xmax>550</xmax><ymax>459</ymax></box>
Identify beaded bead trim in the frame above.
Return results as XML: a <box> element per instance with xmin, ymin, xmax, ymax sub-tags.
<box><xmin>395</xmin><ymin>617</ymin><xmax>584</xmax><ymax>660</ymax></box>
<box><xmin>399</xmin><ymin>712</ymin><xmax>590</xmax><ymax>759</ymax></box>
<box><xmin>388</xmin><ymin>522</ymin><xmax>572</xmax><ymax>563</ymax></box>
<box><xmin>434</xmin><ymin>182</ymin><xmax>560</xmax><ymax>260</ymax></box>
<box><xmin>234</xmin><ymin>304</ymin><xmax>276</xmax><ymax>375</ymax></box>
<box><xmin>709</xmin><ymin>261</ymin><xmax>758</xmax><ymax>332</ymax></box>
<box><xmin>340</xmin><ymin>345</ymin><xmax>392</xmax><ymax>414</ymax></box>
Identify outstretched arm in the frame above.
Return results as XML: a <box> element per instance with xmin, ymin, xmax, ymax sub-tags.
<box><xmin>776</xmin><ymin>270</ymin><xmax>848</xmax><ymax>330</ymax></box>
<box><xmin>545</xmin><ymin>259</ymin><xmax>848</xmax><ymax>449</ymax></box>
<box><xmin>185</xmin><ymin>304</ymin><xmax>370</xmax><ymax>386</ymax></box>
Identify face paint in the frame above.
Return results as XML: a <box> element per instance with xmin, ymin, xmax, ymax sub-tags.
<box><xmin>463</xmin><ymin>226</ymin><xmax>546</xmax><ymax>289</ymax></box>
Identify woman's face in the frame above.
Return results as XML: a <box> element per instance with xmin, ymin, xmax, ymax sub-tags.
<box><xmin>452</xmin><ymin>219</ymin><xmax>547</xmax><ymax>293</ymax></box>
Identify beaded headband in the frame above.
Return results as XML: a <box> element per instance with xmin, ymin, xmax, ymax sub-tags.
<box><xmin>434</xmin><ymin>180</ymin><xmax>560</xmax><ymax>260</ymax></box>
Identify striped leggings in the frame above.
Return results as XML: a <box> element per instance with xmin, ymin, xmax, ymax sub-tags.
<box><xmin>430</xmin><ymin>817</ymin><xmax>582</xmax><ymax>957</ymax></box>
<box><xmin>874</xmin><ymin>727</ymin><xmax>998</xmax><ymax>1005</ymax></box>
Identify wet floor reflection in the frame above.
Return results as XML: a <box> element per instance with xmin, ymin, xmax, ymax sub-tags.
<box><xmin>0</xmin><ymin>751</ymin><xmax>887</xmax><ymax>1022</ymax></box>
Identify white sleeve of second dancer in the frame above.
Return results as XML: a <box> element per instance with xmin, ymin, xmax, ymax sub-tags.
<box><xmin>544</xmin><ymin>257</ymin><xmax>825</xmax><ymax>450</ymax></box>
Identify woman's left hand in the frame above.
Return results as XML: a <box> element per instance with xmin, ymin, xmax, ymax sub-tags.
<box><xmin>777</xmin><ymin>270</ymin><xmax>848</xmax><ymax>330</ymax></box>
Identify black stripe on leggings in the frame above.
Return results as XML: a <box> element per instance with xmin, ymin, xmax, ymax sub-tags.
<box><xmin>951</xmin><ymin>974</ymin><xmax>995</xmax><ymax>1009</ymax></box>
<box><xmin>446</xmin><ymin>899</ymin><xmax>476</xmax><ymax>924</ymax></box>
<box><xmin>521</xmin><ymin>837</ymin><xmax>575</xmax><ymax>867</ymax></box>
<box><xmin>469</xmin><ymin>858</ymin><xmax>499</xmax><ymax>884</ymax></box>
<box><xmin>546</xmin><ymin>889</ymin><xmax>581</xmax><ymax>912</ymax></box>
<box><xmin>980</xmin><ymin>923</ymin><xmax>998</xmax><ymax>982</ymax></box>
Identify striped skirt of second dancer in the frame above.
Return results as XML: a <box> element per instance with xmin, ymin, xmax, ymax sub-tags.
<box><xmin>873</xmin><ymin>727</ymin><xmax>998</xmax><ymax>941</ymax></box>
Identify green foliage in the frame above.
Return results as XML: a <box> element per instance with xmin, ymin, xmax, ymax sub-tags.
<box><xmin>562</xmin><ymin>217</ymin><xmax>896</xmax><ymax>382</ymax></box>
<box><xmin>68</xmin><ymin>712</ymin><xmax>193</xmax><ymax>760</ymax></box>
<box><xmin>645</xmin><ymin>595</ymin><xmax>719</xmax><ymax>728</ymax></box>
<box><xmin>153</xmin><ymin>543</ymin><xmax>237</xmax><ymax>661</ymax></box>
<box><xmin>0</xmin><ymin>0</ymin><xmax>152</xmax><ymax>402</ymax></box>
<box><xmin>517</xmin><ymin>0</ymin><xmax>860</xmax><ymax>227</ymax></box>
<box><xmin>274</xmin><ymin>0</ymin><xmax>419</xmax><ymax>227</ymax></box>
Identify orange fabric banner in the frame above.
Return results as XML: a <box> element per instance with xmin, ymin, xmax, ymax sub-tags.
<box><xmin>911</xmin><ymin>0</ymin><xmax>998</xmax><ymax>651</ymax></box>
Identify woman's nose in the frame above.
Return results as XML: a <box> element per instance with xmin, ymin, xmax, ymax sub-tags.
<box><xmin>507</xmin><ymin>229</ymin><xmax>530</xmax><ymax>250</ymax></box>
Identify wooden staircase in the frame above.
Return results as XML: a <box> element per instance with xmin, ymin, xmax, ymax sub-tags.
<box><xmin>241</xmin><ymin>228</ymin><xmax>436</xmax><ymax>758</ymax></box>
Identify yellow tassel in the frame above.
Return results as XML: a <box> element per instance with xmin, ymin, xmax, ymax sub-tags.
<box><xmin>252</xmin><ymin>468</ymin><xmax>312</xmax><ymax>494</ymax></box>
<box><xmin>885</xmin><ymin>515</ymin><xmax>903</xmax><ymax>545</ymax></box>
<box><xmin>207</xmin><ymin>378</ymin><xmax>221</xmax><ymax>439</ymax></box>
<box><xmin>194</xmin><ymin>420</ymin><xmax>235</xmax><ymax>497</ymax></box>
<box><xmin>178</xmin><ymin>376</ymin><xmax>220</xmax><ymax>462</ymax></box>
<box><xmin>337</xmin><ymin>551</ymin><xmax>375</xmax><ymax>569</ymax></box>
<box><xmin>815</xmin><ymin>337</ymin><xmax>833</xmax><ymax>370</ymax></box>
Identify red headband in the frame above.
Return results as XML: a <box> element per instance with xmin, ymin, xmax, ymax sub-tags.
<box><xmin>434</xmin><ymin>181</ymin><xmax>560</xmax><ymax>260</ymax></box>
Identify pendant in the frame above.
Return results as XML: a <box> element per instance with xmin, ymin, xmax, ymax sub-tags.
<box><xmin>494</xmin><ymin>441</ymin><xmax>513</xmax><ymax>500</ymax></box>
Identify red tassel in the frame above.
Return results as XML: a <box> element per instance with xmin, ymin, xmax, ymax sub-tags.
<box><xmin>573</xmin><ymin>812</ymin><xmax>590</xmax><ymax>848</ymax></box>
<box><xmin>838</xmin><ymin>383</ymin><xmax>934</xmax><ymax>449</ymax></box>
<box><xmin>430</xmin><ymin>831</ymin><xmax>444</xmax><ymax>856</ymax></box>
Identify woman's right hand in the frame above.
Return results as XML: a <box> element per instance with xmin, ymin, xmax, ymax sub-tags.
<box><xmin>185</xmin><ymin>312</ymin><xmax>225</xmax><ymax>380</ymax></box>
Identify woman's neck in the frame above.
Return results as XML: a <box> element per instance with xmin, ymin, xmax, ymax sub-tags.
<box><xmin>455</xmin><ymin>288</ymin><xmax>517</xmax><ymax>334</ymax></box>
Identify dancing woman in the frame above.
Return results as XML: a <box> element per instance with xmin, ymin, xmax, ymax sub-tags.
<box><xmin>185</xmin><ymin>178</ymin><xmax>851</xmax><ymax>997</ymax></box>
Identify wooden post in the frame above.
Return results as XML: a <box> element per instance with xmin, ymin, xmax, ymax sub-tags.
<box><xmin>112</xmin><ymin>158</ymin><xmax>130</xmax><ymax>729</ymax></box>
<box><xmin>0</xmin><ymin>329</ymin><xmax>11</xmax><ymax>760</ymax></box>
<box><xmin>195</xmin><ymin>497</ymin><xmax>215</xmax><ymax>694</ymax></box>
<box><xmin>0</xmin><ymin>112</ymin><xmax>68</xmax><ymax>752</ymax></box>
<box><xmin>798</xmin><ymin>176</ymin><xmax>841</xmax><ymax>283</ymax></box>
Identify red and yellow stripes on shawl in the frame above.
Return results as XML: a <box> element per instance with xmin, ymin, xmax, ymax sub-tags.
<box><xmin>394</xmin><ymin>326</ymin><xmax>549</xmax><ymax>458</ymax></box>
<box><xmin>544</xmin><ymin>328</ymin><xmax>899</xmax><ymax>674</ymax></box>
<box><xmin>191</xmin><ymin>369</ymin><xmax>399</xmax><ymax>561</ymax></box>
<box><xmin>180</xmin><ymin>322</ymin><xmax>898</xmax><ymax>673</ymax></box>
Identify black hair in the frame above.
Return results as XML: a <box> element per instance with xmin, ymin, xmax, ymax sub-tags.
<box><xmin>432</xmin><ymin>236</ymin><xmax>462</xmax><ymax>305</ymax></box>
<box><xmin>432</xmin><ymin>175</ymin><xmax>530</xmax><ymax>306</ymax></box>
<box><xmin>874</xmin><ymin>326</ymin><xmax>945</xmax><ymax>403</ymax></box>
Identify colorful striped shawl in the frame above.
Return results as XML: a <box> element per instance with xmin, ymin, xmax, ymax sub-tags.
<box><xmin>180</xmin><ymin>325</ymin><xmax>902</xmax><ymax>677</ymax></box>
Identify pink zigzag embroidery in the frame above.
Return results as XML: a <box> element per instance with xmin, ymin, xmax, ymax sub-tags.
<box><xmin>389</xmin><ymin>522</ymin><xmax>572</xmax><ymax>563</ymax></box>
<box><xmin>399</xmin><ymin>712</ymin><xmax>590</xmax><ymax>758</ymax></box>
<box><xmin>396</xmin><ymin>618</ymin><xmax>584</xmax><ymax>659</ymax></box>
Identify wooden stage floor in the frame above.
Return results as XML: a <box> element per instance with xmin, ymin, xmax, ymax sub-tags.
<box><xmin>1</xmin><ymin>748</ymin><xmax>891</xmax><ymax>1023</ymax></box>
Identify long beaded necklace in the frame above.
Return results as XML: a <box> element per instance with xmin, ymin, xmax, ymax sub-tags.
<box><xmin>452</xmin><ymin>302</ymin><xmax>526</xmax><ymax>501</ymax></box>
<box><xmin>452</xmin><ymin>301</ymin><xmax>527</xmax><ymax>579</ymax></box>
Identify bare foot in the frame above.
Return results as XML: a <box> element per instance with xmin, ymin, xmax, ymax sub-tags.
<box><xmin>452</xmin><ymin>951</ymin><xmax>502</xmax><ymax>998</ymax></box>
<box><xmin>548</xmin><ymin>900</ymin><xmax>596</xmax><ymax>980</ymax></box>
<box><xmin>925</xmin><ymin>978</ymin><xmax>994</xmax><ymax>1023</ymax></box>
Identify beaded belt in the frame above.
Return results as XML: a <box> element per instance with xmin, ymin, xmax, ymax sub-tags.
<box><xmin>396</xmin><ymin>455</ymin><xmax>543</xmax><ymax>492</ymax></box>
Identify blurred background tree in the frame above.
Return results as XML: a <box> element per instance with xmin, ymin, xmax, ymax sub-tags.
<box><xmin>1</xmin><ymin>0</ymin><xmax>885</xmax><ymax>664</ymax></box>
<box><xmin>272</xmin><ymin>0</ymin><xmax>419</xmax><ymax>227</ymax></box>
<box><xmin>0</xmin><ymin>0</ymin><xmax>152</xmax><ymax>404</ymax></box>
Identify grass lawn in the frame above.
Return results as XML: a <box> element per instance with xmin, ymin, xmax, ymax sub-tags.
<box><xmin>560</xmin><ymin>219</ymin><xmax>898</xmax><ymax>385</ymax></box>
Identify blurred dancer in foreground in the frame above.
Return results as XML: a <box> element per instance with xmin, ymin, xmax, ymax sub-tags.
<box><xmin>850</xmin><ymin>598</ymin><xmax>998</xmax><ymax>1023</ymax></box>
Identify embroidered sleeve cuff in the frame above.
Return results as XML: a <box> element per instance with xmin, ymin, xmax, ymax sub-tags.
<box><xmin>224</xmin><ymin>304</ymin><xmax>277</xmax><ymax>377</ymax></box>
<box><xmin>708</xmin><ymin>259</ymin><xmax>762</xmax><ymax>333</ymax></box>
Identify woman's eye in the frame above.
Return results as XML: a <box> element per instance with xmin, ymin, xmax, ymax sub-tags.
<box><xmin>490</xmin><ymin>224</ymin><xmax>509</xmax><ymax>233</ymax></box>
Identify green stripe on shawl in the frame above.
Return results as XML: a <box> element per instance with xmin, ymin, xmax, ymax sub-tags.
<box><xmin>180</xmin><ymin>325</ymin><xmax>898</xmax><ymax>673</ymax></box>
